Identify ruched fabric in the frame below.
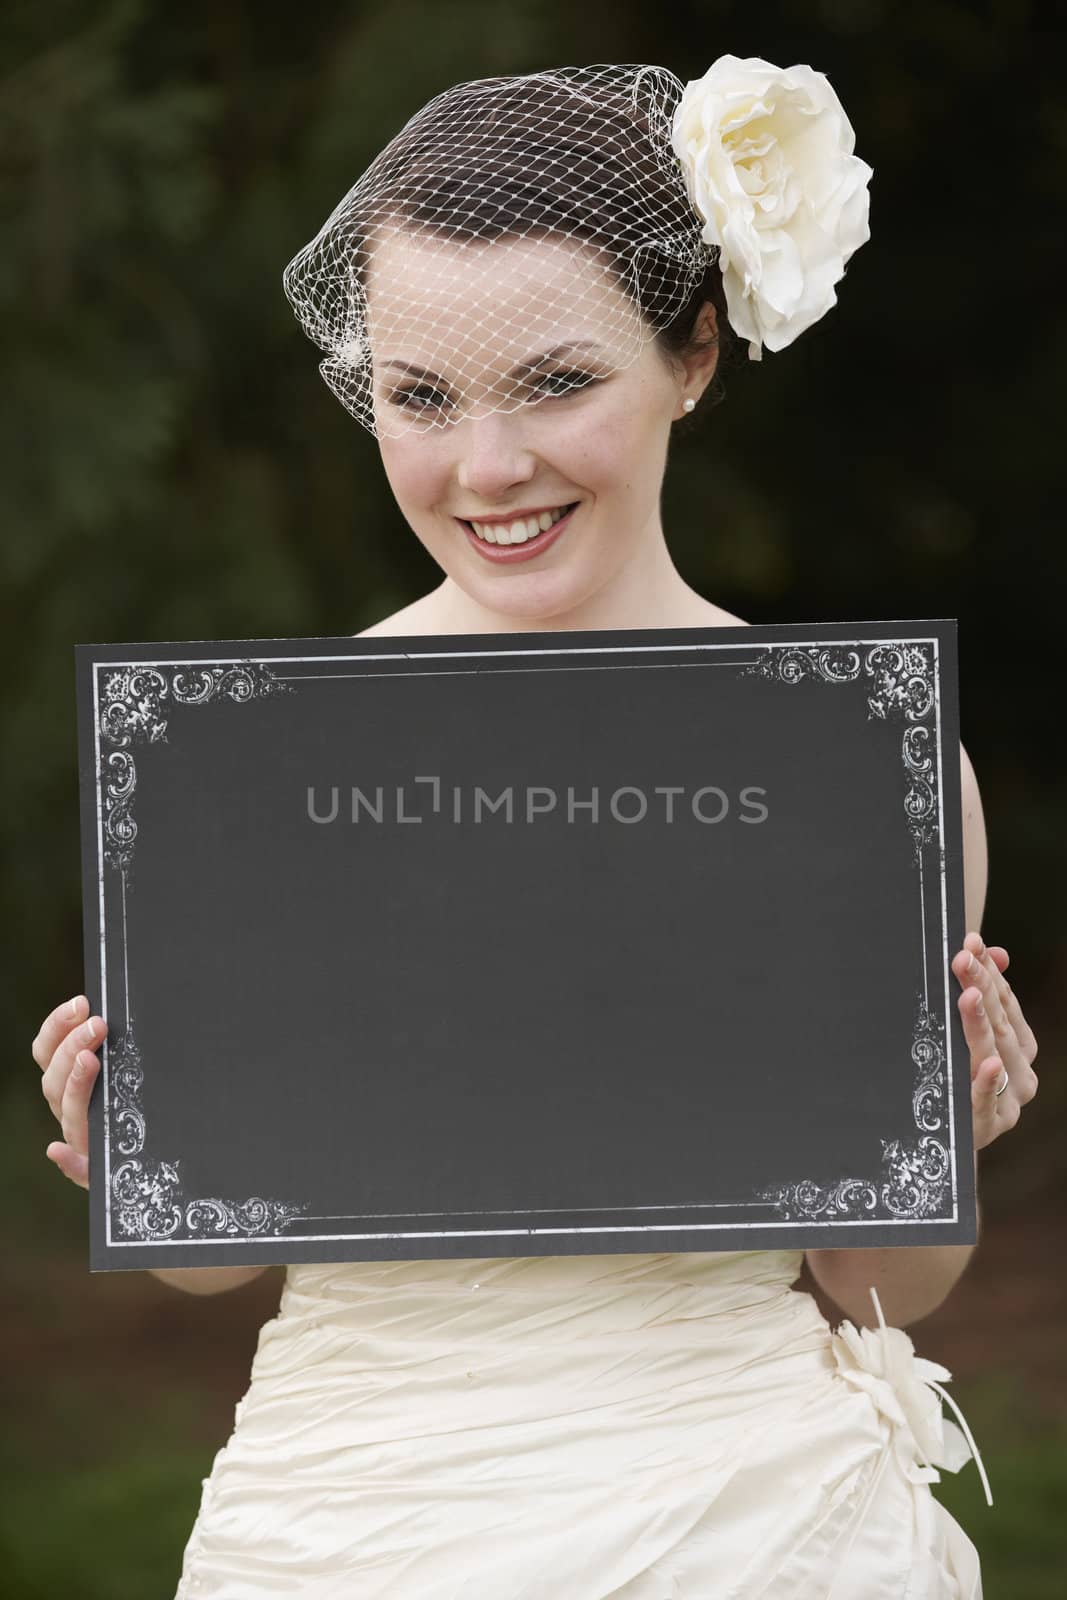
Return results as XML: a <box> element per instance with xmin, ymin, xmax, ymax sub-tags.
<box><xmin>174</xmin><ymin>1249</ymin><xmax>984</xmax><ymax>1598</ymax></box>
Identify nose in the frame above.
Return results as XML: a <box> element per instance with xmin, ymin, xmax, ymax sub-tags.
<box><xmin>455</xmin><ymin>407</ymin><xmax>536</xmax><ymax>500</ymax></box>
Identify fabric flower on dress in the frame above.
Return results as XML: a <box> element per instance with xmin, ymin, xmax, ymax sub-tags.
<box><xmin>670</xmin><ymin>54</ymin><xmax>873</xmax><ymax>360</ymax></box>
<box><xmin>830</xmin><ymin>1286</ymin><xmax>993</xmax><ymax>1506</ymax></box>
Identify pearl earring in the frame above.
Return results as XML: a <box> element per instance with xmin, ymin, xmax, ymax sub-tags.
<box><xmin>682</xmin><ymin>397</ymin><xmax>696</xmax><ymax>413</ymax></box>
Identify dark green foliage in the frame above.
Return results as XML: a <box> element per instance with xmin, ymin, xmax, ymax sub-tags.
<box><xmin>3</xmin><ymin>4</ymin><xmax>1063</xmax><ymax>1591</ymax></box>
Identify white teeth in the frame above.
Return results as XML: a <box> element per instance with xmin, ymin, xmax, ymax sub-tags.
<box><xmin>470</xmin><ymin>504</ymin><xmax>572</xmax><ymax>544</ymax></box>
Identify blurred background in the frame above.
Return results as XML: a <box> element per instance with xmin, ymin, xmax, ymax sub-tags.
<box><xmin>2</xmin><ymin>1</ymin><xmax>1064</xmax><ymax>1594</ymax></box>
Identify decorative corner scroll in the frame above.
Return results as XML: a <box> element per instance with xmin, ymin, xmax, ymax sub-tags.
<box><xmin>757</xmin><ymin>993</ymin><xmax>952</xmax><ymax>1223</ymax></box>
<box><xmin>100</xmin><ymin>663</ymin><xmax>295</xmax><ymax>877</ymax></box>
<box><xmin>109</xmin><ymin>1020</ymin><xmax>310</xmax><ymax>1241</ymax></box>
<box><xmin>739</xmin><ymin>643</ymin><xmax>939</xmax><ymax>853</ymax></box>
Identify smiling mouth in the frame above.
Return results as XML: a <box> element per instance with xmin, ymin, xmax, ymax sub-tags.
<box><xmin>457</xmin><ymin>508</ymin><xmax>579</xmax><ymax>566</ymax></box>
<box><xmin>460</xmin><ymin>503</ymin><xmax>578</xmax><ymax>545</ymax></box>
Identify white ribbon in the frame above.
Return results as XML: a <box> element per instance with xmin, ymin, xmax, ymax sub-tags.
<box><xmin>829</xmin><ymin>1284</ymin><xmax>993</xmax><ymax>1508</ymax></box>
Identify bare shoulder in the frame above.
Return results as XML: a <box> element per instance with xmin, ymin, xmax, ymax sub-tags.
<box><xmin>683</xmin><ymin>601</ymin><xmax>751</xmax><ymax>629</ymax></box>
<box><xmin>353</xmin><ymin>595</ymin><xmax>444</xmax><ymax>638</ymax></box>
<box><xmin>959</xmin><ymin>740</ymin><xmax>986</xmax><ymax>841</ymax></box>
<box><xmin>355</xmin><ymin>596</ymin><xmax>752</xmax><ymax>638</ymax></box>
<box><xmin>959</xmin><ymin>739</ymin><xmax>988</xmax><ymax>933</ymax></box>
<box><xmin>959</xmin><ymin>739</ymin><xmax>981</xmax><ymax>795</ymax></box>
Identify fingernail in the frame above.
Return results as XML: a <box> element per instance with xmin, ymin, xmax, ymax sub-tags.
<box><xmin>68</xmin><ymin>996</ymin><xmax>82</xmax><ymax>1019</ymax></box>
<box><xmin>976</xmin><ymin>998</ymin><xmax>985</xmax><ymax>1018</ymax></box>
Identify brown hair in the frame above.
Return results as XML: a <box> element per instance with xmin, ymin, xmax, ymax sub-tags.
<box><xmin>351</xmin><ymin>70</ymin><xmax>740</xmax><ymax>414</ymax></box>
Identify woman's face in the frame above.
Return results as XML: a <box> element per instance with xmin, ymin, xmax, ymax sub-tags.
<box><xmin>365</xmin><ymin>229</ymin><xmax>715</xmax><ymax>626</ymax></box>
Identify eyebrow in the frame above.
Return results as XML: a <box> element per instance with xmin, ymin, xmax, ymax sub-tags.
<box><xmin>380</xmin><ymin>341</ymin><xmax>606</xmax><ymax>384</ymax></box>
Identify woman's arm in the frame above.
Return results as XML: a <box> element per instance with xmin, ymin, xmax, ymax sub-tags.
<box><xmin>147</xmin><ymin>1264</ymin><xmax>274</xmax><ymax>1295</ymax></box>
<box><xmin>803</xmin><ymin>742</ymin><xmax>987</xmax><ymax>1329</ymax></box>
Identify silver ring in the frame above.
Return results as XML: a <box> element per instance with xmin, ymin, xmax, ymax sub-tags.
<box><xmin>994</xmin><ymin>1067</ymin><xmax>1010</xmax><ymax>1097</ymax></box>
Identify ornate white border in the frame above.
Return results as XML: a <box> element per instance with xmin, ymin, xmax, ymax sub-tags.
<box><xmin>740</xmin><ymin>644</ymin><xmax>953</xmax><ymax>1221</ymax></box>
<box><xmin>98</xmin><ymin>663</ymin><xmax>309</xmax><ymax>1241</ymax></box>
<box><xmin>90</xmin><ymin>632</ymin><xmax>960</xmax><ymax>1248</ymax></box>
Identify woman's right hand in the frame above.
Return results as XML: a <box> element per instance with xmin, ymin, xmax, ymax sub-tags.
<box><xmin>31</xmin><ymin>995</ymin><xmax>107</xmax><ymax>1189</ymax></box>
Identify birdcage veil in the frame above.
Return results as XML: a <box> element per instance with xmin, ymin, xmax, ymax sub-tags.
<box><xmin>281</xmin><ymin>63</ymin><xmax>721</xmax><ymax>440</ymax></box>
<box><xmin>282</xmin><ymin>57</ymin><xmax>872</xmax><ymax>439</ymax></box>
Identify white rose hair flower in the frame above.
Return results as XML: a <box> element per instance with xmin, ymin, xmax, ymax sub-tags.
<box><xmin>671</xmin><ymin>54</ymin><xmax>873</xmax><ymax>359</ymax></box>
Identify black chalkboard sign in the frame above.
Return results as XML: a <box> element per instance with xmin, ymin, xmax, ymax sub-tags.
<box><xmin>75</xmin><ymin>619</ymin><xmax>976</xmax><ymax>1271</ymax></box>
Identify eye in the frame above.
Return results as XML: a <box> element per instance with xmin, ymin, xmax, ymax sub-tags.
<box><xmin>387</xmin><ymin>368</ymin><xmax>599</xmax><ymax>414</ymax></box>
<box><xmin>389</xmin><ymin>383</ymin><xmax>451</xmax><ymax>414</ymax></box>
<box><xmin>531</xmin><ymin>368</ymin><xmax>599</xmax><ymax>399</ymax></box>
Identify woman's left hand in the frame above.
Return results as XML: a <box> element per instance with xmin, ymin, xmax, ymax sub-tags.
<box><xmin>953</xmin><ymin>933</ymin><xmax>1039</xmax><ymax>1150</ymax></box>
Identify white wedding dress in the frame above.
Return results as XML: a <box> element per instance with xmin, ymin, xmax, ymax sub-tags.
<box><xmin>173</xmin><ymin>1248</ymin><xmax>986</xmax><ymax>1597</ymax></box>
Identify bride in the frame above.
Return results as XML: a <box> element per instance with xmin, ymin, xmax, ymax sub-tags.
<box><xmin>34</xmin><ymin>55</ymin><xmax>1039</xmax><ymax>1598</ymax></box>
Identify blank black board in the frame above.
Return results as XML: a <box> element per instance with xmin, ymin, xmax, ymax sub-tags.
<box><xmin>75</xmin><ymin>619</ymin><xmax>976</xmax><ymax>1270</ymax></box>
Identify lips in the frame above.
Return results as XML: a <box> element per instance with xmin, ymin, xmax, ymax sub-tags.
<box><xmin>459</xmin><ymin>503</ymin><xmax>579</xmax><ymax>564</ymax></box>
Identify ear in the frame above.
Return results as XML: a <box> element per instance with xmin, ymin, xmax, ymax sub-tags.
<box><xmin>686</xmin><ymin>300</ymin><xmax>720</xmax><ymax>394</ymax></box>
